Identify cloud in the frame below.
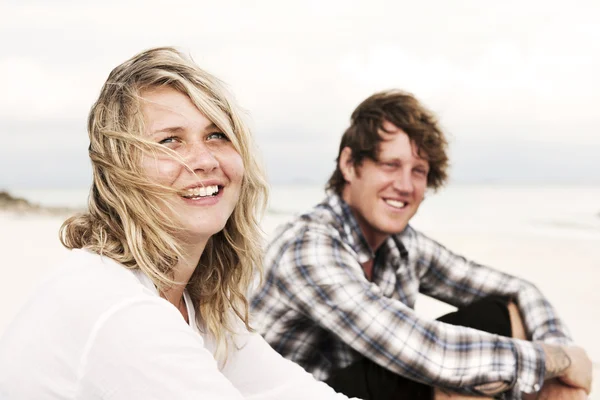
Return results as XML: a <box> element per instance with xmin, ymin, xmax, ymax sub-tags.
<box><xmin>0</xmin><ymin>57</ymin><xmax>100</xmax><ymax>120</ymax></box>
<box><xmin>1</xmin><ymin>0</ymin><xmax>599</xmax><ymax>186</ymax></box>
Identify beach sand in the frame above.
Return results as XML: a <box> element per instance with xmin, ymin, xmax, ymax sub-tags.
<box><xmin>1</xmin><ymin>210</ymin><xmax>598</xmax><ymax>396</ymax></box>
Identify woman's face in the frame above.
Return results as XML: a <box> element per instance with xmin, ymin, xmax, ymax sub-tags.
<box><xmin>140</xmin><ymin>86</ymin><xmax>244</xmax><ymax>244</ymax></box>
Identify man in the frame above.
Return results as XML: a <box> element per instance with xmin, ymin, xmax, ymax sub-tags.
<box><xmin>251</xmin><ymin>91</ymin><xmax>592</xmax><ymax>399</ymax></box>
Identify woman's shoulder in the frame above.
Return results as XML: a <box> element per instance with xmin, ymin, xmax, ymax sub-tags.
<box><xmin>1</xmin><ymin>249</ymin><xmax>165</xmax><ymax>351</ymax></box>
<box><xmin>0</xmin><ymin>250</ymin><xmax>208</xmax><ymax>399</ymax></box>
<box><xmin>44</xmin><ymin>249</ymin><xmax>155</xmax><ymax>306</ymax></box>
<box><xmin>4</xmin><ymin>249</ymin><xmax>161</xmax><ymax>338</ymax></box>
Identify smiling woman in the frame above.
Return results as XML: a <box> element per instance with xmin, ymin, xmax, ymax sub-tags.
<box><xmin>140</xmin><ymin>87</ymin><xmax>245</xmax><ymax>260</ymax></box>
<box><xmin>0</xmin><ymin>47</ymin><xmax>355</xmax><ymax>400</ymax></box>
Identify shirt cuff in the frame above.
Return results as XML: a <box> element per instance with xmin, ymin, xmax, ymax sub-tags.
<box><xmin>541</xmin><ymin>334</ymin><xmax>572</xmax><ymax>346</ymax></box>
<box><xmin>511</xmin><ymin>340</ymin><xmax>545</xmax><ymax>394</ymax></box>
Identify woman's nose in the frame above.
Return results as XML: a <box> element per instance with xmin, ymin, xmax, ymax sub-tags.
<box><xmin>186</xmin><ymin>142</ymin><xmax>219</xmax><ymax>173</ymax></box>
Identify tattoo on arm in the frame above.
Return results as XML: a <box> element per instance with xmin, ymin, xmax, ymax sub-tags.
<box><xmin>543</xmin><ymin>345</ymin><xmax>572</xmax><ymax>380</ymax></box>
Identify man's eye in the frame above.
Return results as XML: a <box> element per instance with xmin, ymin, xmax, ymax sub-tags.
<box><xmin>207</xmin><ymin>132</ymin><xmax>229</xmax><ymax>141</ymax></box>
<box><xmin>414</xmin><ymin>168</ymin><xmax>428</xmax><ymax>176</ymax></box>
<box><xmin>381</xmin><ymin>162</ymin><xmax>399</xmax><ymax>169</ymax></box>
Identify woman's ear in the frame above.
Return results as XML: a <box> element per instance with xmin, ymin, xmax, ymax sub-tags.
<box><xmin>339</xmin><ymin>147</ymin><xmax>355</xmax><ymax>183</ymax></box>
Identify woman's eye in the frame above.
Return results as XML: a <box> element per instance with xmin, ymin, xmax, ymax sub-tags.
<box><xmin>158</xmin><ymin>136</ymin><xmax>179</xmax><ymax>145</ymax></box>
<box><xmin>414</xmin><ymin>168</ymin><xmax>428</xmax><ymax>176</ymax></box>
<box><xmin>207</xmin><ymin>132</ymin><xmax>229</xmax><ymax>141</ymax></box>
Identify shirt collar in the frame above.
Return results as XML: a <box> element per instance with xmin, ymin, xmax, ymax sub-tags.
<box><xmin>321</xmin><ymin>192</ymin><xmax>409</xmax><ymax>263</ymax></box>
<box><xmin>321</xmin><ymin>193</ymin><xmax>375</xmax><ymax>264</ymax></box>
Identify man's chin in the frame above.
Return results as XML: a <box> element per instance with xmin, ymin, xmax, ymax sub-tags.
<box><xmin>375</xmin><ymin>221</ymin><xmax>409</xmax><ymax>236</ymax></box>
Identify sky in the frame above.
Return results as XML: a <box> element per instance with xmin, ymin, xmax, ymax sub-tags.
<box><xmin>1</xmin><ymin>0</ymin><xmax>599</xmax><ymax>188</ymax></box>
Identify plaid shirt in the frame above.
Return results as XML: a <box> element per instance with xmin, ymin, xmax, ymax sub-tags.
<box><xmin>251</xmin><ymin>194</ymin><xmax>572</xmax><ymax>398</ymax></box>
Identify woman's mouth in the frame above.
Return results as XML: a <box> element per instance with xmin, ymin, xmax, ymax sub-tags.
<box><xmin>181</xmin><ymin>185</ymin><xmax>221</xmax><ymax>199</ymax></box>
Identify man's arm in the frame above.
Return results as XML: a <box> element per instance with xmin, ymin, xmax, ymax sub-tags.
<box><xmin>272</xmin><ymin>228</ymin><xmax>548</xmax><ymax>396</ymax></box>
<box><xmin>528</xmin><ymin>379</ymin><xmax>587</xmax><ymax>400</ymax></box>
<box><xmin>541</xmin><ymin>344</ymin><xmax>592</xmax><ymax>394</ymax></box>
<box><xmin>409</xmin><ymin>229</ymin><xmax>592</xmax><ymax>394</ymax></box>
<box><xmin>410</xmin><ymin>228</ymin><xmax>572</xmax><ymax>345</ymax></box>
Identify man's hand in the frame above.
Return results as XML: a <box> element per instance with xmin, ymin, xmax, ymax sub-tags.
<box><xmin>541</xmin><ymin>344</ymin><xmax>593</xmax><ymax>394</ymax></box>
<box><xmin>559</xmin><ymin>346</ymin><xmax>593</xmax><ymax>393</ymax></box>
<box><xmin>536</xmin><ymin>379</ymin><xmax>587</xmax><ymax>400</ymax></box>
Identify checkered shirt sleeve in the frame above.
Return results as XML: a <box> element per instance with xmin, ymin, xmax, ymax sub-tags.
<box><xmin>411</xmin><ymin>229</ymin><xmax>572</xmax><ymax>346</ymax></box>
<box><xmin>270</xmin><ymin>226</ymin><xmax>549</xmax><ymax>397</ymax></box>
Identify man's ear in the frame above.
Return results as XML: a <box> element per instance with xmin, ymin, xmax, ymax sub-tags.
<box><xmin>339</xmin><ymin>147</ymin><xmax>355</xmax><ymax>183</ymax></box>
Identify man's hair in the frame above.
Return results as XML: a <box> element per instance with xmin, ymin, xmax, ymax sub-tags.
<box><xmin>60</xmin><ymin>47</ymin><xmax>268</xmax><ymax>360</ymax></box>
<box><xmin>326</xmin><ymin>90</ymin><xmax>449</xmax><ymax>194</ymax></box>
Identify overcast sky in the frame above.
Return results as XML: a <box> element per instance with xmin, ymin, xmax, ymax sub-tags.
<box><xmin>1</xmin><ymin>0</ymin><xmax>599</xmax><ymax>188</ymax></box>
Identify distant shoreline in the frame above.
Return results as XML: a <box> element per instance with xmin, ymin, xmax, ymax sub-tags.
<box><xmin>0</xmin><ymin>190</ymin><xmax>81</xmax><ymax>216</ymax></box>
<box><xmin>3</xmin><ymin>188</ymin><xmax>599</xmax><ymax>221</ymax></box>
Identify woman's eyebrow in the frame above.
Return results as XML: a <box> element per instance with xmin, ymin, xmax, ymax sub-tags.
<box><xmin>151</xmin><ymin>122</ymin><xmax>218</xmax><ymax>136</ymax></box>
<box><xmin>152</xmin><ymin>126</ymin><xmax>184</xmax><ymax>135</ymax></box>
<box><xmin>204</xmin><ymin>122</ymin><xmax>219</xmax><ymax>131</ymax></box>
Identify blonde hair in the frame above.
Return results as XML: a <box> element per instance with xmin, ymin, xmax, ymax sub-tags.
<box><xmin>60</xmin><ymin>47</ymin><xmax>268</xmax><ymax>359</ymax></box>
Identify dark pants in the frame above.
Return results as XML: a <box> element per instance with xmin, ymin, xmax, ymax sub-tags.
<box><xmin>325</xmin><ymin>296</ymin><xmax>513</xmax><ymax>400</ymax></box>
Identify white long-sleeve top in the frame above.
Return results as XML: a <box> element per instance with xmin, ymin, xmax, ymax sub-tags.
<box><xmin>0</xmin><ymin>249</ymin><xmax>354</xmax><ymax>400</ymax></box>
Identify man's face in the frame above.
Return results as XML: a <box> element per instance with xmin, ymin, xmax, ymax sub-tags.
<box><xmin>341</xmin><ymin>121</ymin><xmax>429</xmax><ymax>250</ymax></box>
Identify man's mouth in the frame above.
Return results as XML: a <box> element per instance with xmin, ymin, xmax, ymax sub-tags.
<box><xmin>182</xmin><ymin>185</ymin><xmax>221</xmax><ymax>199</ymax></box>
<box><xmin>384</xmin><ymin>199</ymin><xmax>407</xmax><ymax>209</ymax></box>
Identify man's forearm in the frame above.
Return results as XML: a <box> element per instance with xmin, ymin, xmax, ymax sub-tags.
<box><xmin>542</xmin><ymin>344</ymin><xmax>572</xmax><ymax>379</ymax></box>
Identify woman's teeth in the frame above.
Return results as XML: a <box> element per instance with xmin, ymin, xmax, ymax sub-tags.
<box><xmin>385</xmin><ymin>199</ymin><xmax>406</xmax><ymax>209</ymax></box>
<box><xmin>183</xmin><ymin>185</ymin><xmax>219</xmax><ymax>199</ymax></box>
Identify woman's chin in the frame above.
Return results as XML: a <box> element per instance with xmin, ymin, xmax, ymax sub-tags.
<box><xmin>180</xmin><ymin>223</ymin><xmax>227</xmax><ymax>243</ymax></box>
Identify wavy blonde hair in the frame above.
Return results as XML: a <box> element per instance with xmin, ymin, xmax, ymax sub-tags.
<box><xmin>60</xmin><ymin>47</ymin><xmax>268</xmax><ymax>359</ymax></box>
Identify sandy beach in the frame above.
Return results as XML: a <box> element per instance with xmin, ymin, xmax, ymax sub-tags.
<box><xmin>1</xmin><ymin>209</ymin><xmax>598</xmax><ymax>396</ymax></box>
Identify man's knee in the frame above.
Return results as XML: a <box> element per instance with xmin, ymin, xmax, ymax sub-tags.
<box><xmin>432</xmin><ymin>298</ymin><xmax>528</xmax><ymax>399</ymax></box>
<box><xmin>437</xmin><ymin>296</ymin><xmax>513</xmax><ymax>338</ymax></box>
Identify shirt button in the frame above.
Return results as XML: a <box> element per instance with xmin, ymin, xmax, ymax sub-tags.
<box><xmin>533</xmin><ymin>383</ymin><xmax>541</xmax><ymax>391</ymax></box>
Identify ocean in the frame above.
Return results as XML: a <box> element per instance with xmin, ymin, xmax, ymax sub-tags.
<box><xmin>9</xmin><ymin>184</ymin><xmax>600</xmax><ymax>241</ymax></box>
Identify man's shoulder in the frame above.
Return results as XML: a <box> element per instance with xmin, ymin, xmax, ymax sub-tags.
<box><xmin>264</xmin><ymin>202</ymin><xmax>350</xmax><ymax>263</ymax></box>
<box><xmin>274</xmin><ymin>200</ymin><xmax>344</xmax><ymax>236</ymax></box>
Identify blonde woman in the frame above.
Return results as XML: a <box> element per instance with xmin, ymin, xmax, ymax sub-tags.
<box><xmin>0</xmin><ymin>47</ymin><xmax>355</xmax><ymax>400</ymax></box>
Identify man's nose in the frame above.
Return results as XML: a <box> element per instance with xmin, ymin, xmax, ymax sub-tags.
<box><xmin>392</xmin><ymin>169</ymin><xmax>414</xmax><ymax>193</ymax></box>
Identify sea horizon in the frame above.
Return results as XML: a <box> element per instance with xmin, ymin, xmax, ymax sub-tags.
<box><xmin>4</xmin><ymin>183</ymin><xmax>600</xmax><ymax>242</ymax></box>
